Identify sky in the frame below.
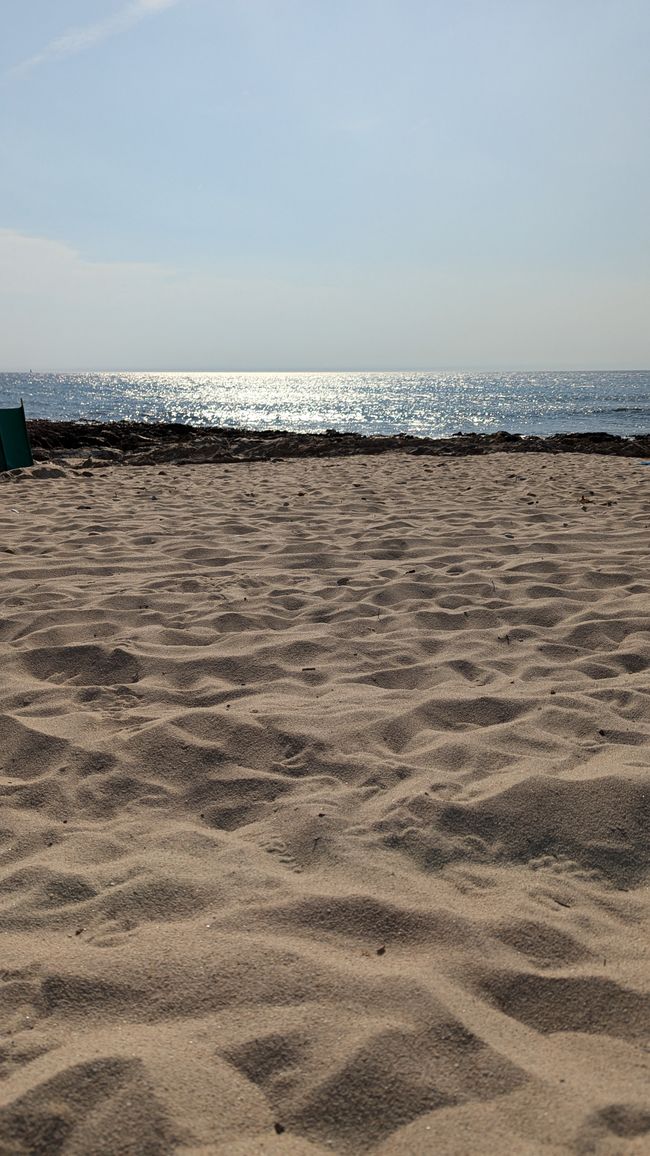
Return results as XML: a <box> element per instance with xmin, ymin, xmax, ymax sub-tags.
<box><xmin>1</xmin><ymin>0</ymin><xmax>649</xmax><ymax>370</ymax></box>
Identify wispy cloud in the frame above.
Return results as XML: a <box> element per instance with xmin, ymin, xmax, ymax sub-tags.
<box><xmin>9</xmin><ymin>0</ymin><xmax>181</xmax><ymax>76</ymax></box>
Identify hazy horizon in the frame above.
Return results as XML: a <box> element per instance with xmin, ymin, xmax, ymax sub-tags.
<box><xmin>2</xmin><ymin>1</ymin><xmax>649</xmax><ymax>371</ymax></box>
<box><xmin>4</xmin><ymin>365</ymin><xmax>650</xmax><ymax>374</ymax></box>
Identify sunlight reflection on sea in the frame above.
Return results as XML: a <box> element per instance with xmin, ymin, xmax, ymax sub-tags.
<box><xmin>1</xmin><ymin>370</ymin><xmax>648</xmax><ymax>437</ymax></box>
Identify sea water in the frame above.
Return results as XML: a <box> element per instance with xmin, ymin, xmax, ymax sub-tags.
<box><xmin>1</xmin><ymin>370</ymin><xmax>648</xmax><ymax>437</ymax></box>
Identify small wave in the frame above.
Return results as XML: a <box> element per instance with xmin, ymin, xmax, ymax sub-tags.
<box><xmin>589</xmin><ymin>406</ymin><xmax>650</xmax><ymax>416</ymax></box>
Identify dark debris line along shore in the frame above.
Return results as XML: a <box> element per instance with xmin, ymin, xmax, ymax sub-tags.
<box><xmin>26</xmin><ymin>420</ymin><xmax>650</xmax><ymax>466</ymax></box>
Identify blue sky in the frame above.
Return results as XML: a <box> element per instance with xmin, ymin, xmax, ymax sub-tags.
<box><xmin>1</xmin><ymin>0</ymin><xmax>648</xmax><ymax>369</ymax></box>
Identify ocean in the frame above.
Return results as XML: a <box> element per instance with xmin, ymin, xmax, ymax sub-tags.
<box><xmin>1</xmin><ymin>370</ymin><xmax>649</xmax><ymax>438</ymax></box>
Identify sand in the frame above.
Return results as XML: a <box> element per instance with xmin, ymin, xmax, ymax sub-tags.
<box><xmin>0</xmin><ymin>451</ymin><xmax>649</xmax><ymax>1155</ymax></box>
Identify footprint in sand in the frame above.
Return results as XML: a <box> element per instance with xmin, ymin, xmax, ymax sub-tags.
<box><xmin>261</xmin><ymin>836</ymin><xmax>302</xmax><ymax>873</ymax></box>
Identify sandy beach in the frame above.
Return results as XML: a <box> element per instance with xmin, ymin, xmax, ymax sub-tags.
<box><xmin>0</xmin><ymin>449</ymin><xmax>649</xmax><ymax>1154</ymax></box>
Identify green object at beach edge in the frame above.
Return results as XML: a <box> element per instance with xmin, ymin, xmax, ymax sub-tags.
<box><xmin>0</xmin><ymin>401</ymin><xmax>34</xmax><ymax>471</ymax></box>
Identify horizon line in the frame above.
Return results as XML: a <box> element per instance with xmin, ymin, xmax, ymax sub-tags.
<box><xmin>2</xmin><ymin>366</ymin><xmax>649</xmax><ymax>376</ymax></box>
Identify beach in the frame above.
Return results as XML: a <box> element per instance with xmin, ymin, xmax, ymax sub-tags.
<box><xmin>0</xmin><ymin>449</ymin><xmax>649</xmax><ymax>1153</ymax></box>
